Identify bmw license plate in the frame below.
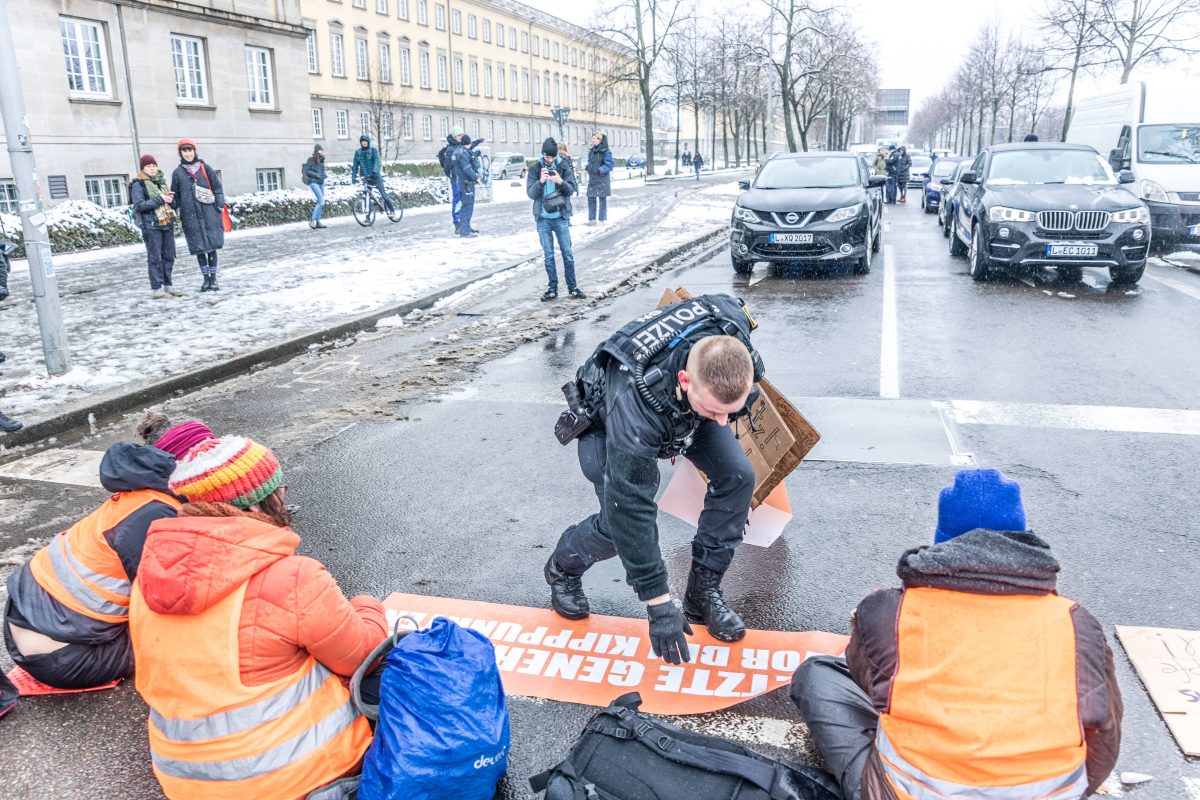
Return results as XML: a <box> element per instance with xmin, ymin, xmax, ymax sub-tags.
<box><xmin>1188</xmin><ymin>224</ymin><xmax>1200</xmax><ymax>236</ymax></box>
<box><xmin>770</xmin><ymin>233</ymin><xmax>813</xmax><ymax>244</ymax></box>
<box><xmin>1045</xmin><ymin>244</ymin><xmax>1098</xmax><ymax>257</ymax></box>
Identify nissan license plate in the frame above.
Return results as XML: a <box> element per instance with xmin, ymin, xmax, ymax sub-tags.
<box><xmin>1188</xmin><ymin>224</ymin><xmax>1200</xmax><ymax>237</ymax></box>
<box><xmin>1045</xmin><ymin>244</ymin><xmax>1098</xmax><ymax>257</ymax></box>
<box><xmin>770</xmin><ymin>233</ymin><xmax>813</xmax><ymax>244</ymax></box>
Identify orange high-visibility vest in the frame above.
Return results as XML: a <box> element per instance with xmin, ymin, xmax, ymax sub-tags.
<box><xmin>876</xmin><ymin>587</ymin><xmax>1088</xmax><ymax>800</ymax></box>
<box><xmin>28</xmin><ymin>490</ymin><xmax>181</xmax><ymax>624</ymax></box>
<box><xmin>129</xmin><ymin>580</ymin><xmax>372</xmax><ymax>800</ymax></box>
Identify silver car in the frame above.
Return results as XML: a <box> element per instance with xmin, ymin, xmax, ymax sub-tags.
<box><xmin>490</xmin><ymin>153</ymin><xmax>528</xmax><ymax>180</ymax></box>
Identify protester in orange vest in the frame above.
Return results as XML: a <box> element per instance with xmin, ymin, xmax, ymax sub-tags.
<box><xmin>3</xmin><ymin>414</ymin><xmax>213</xmax><ymax>690</ymax></box>
<box><xmin>130</xmin><ymin>436</ymin><xmax>387</xmax><ymax>800</ymax></box>
<box><xmin>790</xmin><ymin>469</ymin><xmax>1122</xmax><ymax>800</ymax></box>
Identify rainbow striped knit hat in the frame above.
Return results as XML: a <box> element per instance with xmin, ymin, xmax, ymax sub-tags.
<box><xmin>169</xmin><ymin>436</ymin><xmax>283</xmax><ymax>509</ymax></box>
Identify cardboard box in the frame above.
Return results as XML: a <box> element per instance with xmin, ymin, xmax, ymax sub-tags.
<box><xmin>1116</xmin><ymin>625</ymin><xmax>1200</xmax><ymax>756</ymax></box>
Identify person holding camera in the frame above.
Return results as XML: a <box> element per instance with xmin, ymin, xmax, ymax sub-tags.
<box><xmin>527</xmin><ymin>138</ymin><xmax>584</xmax><ymax>301</ymax></box>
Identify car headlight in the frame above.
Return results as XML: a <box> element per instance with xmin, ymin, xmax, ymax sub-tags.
<box><xmin>733</xmin><ymin>206</ymin><xmax>761</xmax><ymax>224</ymax></box>
<box><xmin>827</xmin><ymin>203</ymin><xmax>864</xmax><ymax>223</ymax></box>
<box><xmin>1140</xmin><ymin>179</ymin><xmax>1168</xmax><ymax>203</ymax></box>
<box><xmin>988</xmin><ymin>206</ymin><xmax>1035</xmax><ymax>223</ymax></box>
<box><xmin>1110</xmin><ymin>206</ymin><xmax>1150</xmax><ymax>224</ymax></box>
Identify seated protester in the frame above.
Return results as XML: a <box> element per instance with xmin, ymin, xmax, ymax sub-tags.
<box><xmin>791</xmin><ymin>468</ymin><xmax>1122</xmax><ymax>800</ymax></box>
<box><xmin>130</xmin><ymin>436</ymin><xmax>387</xmax><ymax>800</ymax></box>
<box><xmin>2</xmin><ymin>415</ymin><xmax>213</xmax><ymax>690</ymax></box>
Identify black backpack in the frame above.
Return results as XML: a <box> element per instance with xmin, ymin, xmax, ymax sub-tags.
<box><xmin>438</xmin><ymin>145</ymin><xmax>454</xmax><ymax>177</ymax></box>
<box><xmin>530</xmin><ymin>693</ymin><xmax>844</xmax><ymax>800</ymax></box>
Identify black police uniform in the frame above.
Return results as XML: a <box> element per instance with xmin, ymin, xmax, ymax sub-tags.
<box><xmin>548</xmin><ymin>293</ymin><xmax>763</xmax><ymax>643</ymax></box>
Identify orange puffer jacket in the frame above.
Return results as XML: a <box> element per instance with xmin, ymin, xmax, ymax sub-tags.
<box><xmin>136</xmin><ymin>503</ymin><xmax>387</xmax><ymax>685</ymax></box>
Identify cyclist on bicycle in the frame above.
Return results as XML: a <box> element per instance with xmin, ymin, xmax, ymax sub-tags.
<box><xmin>351</xmin><ymin>133</ymin><xmax>397</xmax><ymax>217</ymax></box>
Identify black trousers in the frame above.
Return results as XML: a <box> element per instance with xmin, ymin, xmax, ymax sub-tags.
<box><xmin>790</xmin><ymin>656</ymin><xmax>877</xmax><ymax>800</ymax></box>
<box><xmin>2</xmin><ymin>612</ymin><xmax>133</xmax><ymax>689</ymax></box>
<box><xmin>553</xmin><ymin>420</ymin><xmax>755</xmax><ymax>577</ymax></box>
<box><xmin>197</xmin><ymin>250</ymin><xmax>218</xmax><ymax>276</ymax></box>
<box><xmin>143</xmin><ymin>226</ymin><xmax>176</xmax><ymax>289</ymax></box>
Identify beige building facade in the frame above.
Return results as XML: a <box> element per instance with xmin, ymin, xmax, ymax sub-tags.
<box><xmin>0</xmin><ymin>0</ymin><xmax>313</xmax><ymax>212</ymax></box>
<box><xmin>301</xmin><ymin>0</ymin><xmax>642</xmax><ymax>166</ymax></box>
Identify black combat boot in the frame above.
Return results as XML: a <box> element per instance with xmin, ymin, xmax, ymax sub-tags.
<box><xmin>544</xmin><ymin>554</ymin><xmax>590</xmax><ymax>620</ymax></box>
<box><xmin>0</xmin><ymin>411</ymin><xmax>22</xmax><ymax>433</ymax></box>
<box><xmin>200</xmin><ymin>275</ymin><xmax>213</xmax><ymax>292</ymax></box>
<box><xmin>683</xmin><ymin>562</ymin><xmax>746</xmax><ymax>642</ymax></box>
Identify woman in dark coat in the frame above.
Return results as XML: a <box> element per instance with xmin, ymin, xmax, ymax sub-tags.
<box><xmin>130</xmin><ymin>154</ymin><xmax>180</xmax><ymax>299</ymax></box>
<box><xmin>585</xmin><ymin>132</ymin><xmax>615</xmax><ymax>225</ymax></box>
<box><xmin>170</xmin><ymin>138</ymin><xmax>225</xmax><ymax>292</ymax></box>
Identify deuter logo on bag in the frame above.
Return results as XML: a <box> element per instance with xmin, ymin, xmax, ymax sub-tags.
<box><xmin>473</xmin><ymin>747</ymin><xmax>507</xmax><ymax>769</ymax></box>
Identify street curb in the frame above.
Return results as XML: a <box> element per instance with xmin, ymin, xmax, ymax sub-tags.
<box><xmin>1</xmin><ymin>225</ymin><xmax>729</xmax><ymax>452</ymax></box>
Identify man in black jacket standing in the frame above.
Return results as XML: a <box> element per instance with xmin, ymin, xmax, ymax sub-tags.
<box><xmin>450</xmin><ymin>133</ymin><xmax>479</xmax><ymax>238</ymax></box>
<box><xmin>546</xmin><ymin>294</ymin><xmax>764</xmax><ymax>662</ymax></box>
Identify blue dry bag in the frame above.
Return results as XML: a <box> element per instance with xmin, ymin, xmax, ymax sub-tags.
<box><xmin>356</xmin><ymin>617</ymin><xmax>510</xmax><ymax>800</ymax></box>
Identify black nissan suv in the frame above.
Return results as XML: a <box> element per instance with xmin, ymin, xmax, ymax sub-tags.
<box><xmin>948</xmin><ymin>142</ymin><xmax>1151</xmax><ymax>284</ymax></box>
<box><xmin>730</xmin><ymin>152</ymin><xmax>887</xmax><ymax>275</ymax></box>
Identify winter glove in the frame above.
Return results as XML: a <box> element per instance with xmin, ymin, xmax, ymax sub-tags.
<box><xmin>647</xmin><ymin>601</ymin><xmax>693</xmax><ymax>665</ymax></box>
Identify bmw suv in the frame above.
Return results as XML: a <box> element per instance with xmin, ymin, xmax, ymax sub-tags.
<box><xmin>729</xmin><ymin>152</ymin><xmax>887</xmax><ymax>275</ymax></box>
<box><xmin>949</xmin><ymin>143</ymin><xmax>1150</xmax><ymax>284</ymax></box>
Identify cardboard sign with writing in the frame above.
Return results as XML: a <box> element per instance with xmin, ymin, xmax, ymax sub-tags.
<box><xmin>384</xmin><ymin>593</ymin><xmax>848</xmax><ymax>716</ymax></box>
<box><xmin>1116</xmin><ymin>625</ymin><xmax>1200</xmax><ymax>756</ymax></box>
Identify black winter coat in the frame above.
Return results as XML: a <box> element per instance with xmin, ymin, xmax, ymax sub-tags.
<box><xmin>129</xmin><ymin>176</ymin><xmax>173</xmax><ymax>230</ymax></box>
<box><xmin>586</xmin><ymin>144</ymin><xmax>614</xmax><ymax>198</ymax></box>
<box><xmin>170</xmin><ymin>160</ymin><xmax>225</xmax><ymax>255</ymax></box>
<box><xmin>303</xmin><ymin>156</ymin><xmax>327</xmax><ymax>186</ymax></box>
<box><xmin>525</xmin><ymin>156</ymin><xmax>578</xmax><ymax>220</ymax></box>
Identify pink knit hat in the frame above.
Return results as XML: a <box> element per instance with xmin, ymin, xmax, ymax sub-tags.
<box><xmin>153</xmin><ymin>421</ymin><xmax>214</xmax><ymax>460</ymax></box>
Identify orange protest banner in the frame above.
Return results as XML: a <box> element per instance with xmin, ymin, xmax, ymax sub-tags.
<box><xmin>384</xmin><ymin>593</ymin><xmax>848</xmax><ymax>715</ymax></box>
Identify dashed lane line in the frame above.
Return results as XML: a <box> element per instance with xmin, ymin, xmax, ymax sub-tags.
<box><xmin>948</xmin><ymin>399</ymin><xmax>1200</xmax><ymax>437</ymax></box>
<box><xmin>1146</xmin><ymin>266</ymin><xmax>1200</xmax><ymax>302</ymax></box>
<box><xmin>880</xmin><ymin>243</ymin><xmax>900</xmax><ymax>399</ymax></box>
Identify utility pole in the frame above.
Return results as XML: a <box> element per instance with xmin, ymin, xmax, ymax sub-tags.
<box><xmin>0</xmin><ymin>0</ymin><xmax>71</xmax><ymax>375</ymax></box>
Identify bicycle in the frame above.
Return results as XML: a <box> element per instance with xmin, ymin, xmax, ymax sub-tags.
<box><xmin>353</xmin><ymin>178</ymin><xmax>404</xmax><ymax>227</ymax></box>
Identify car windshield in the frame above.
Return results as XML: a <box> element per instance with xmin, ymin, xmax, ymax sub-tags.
<box><xmin>1137</xmin><ymin>125</ymin><xmax>1200</xmax><ymax>164</ymax></box>
<box><xmin>986</xmin><ymin>150</ymin><xmax>1116</xmax><ymax>185</ymax></box>
<box><xmin>930</xmin><ymin>159</ymin><xmax>960</xmax><ymax>178</ymax></box>
<box><xmin>910</xmin><ymin>156</ymin><xmax>932</xmax><ymax>170</ymax></box>
<box><xmin>755</xmin><ymin>157</ymin><xmax>860</xmax><ymax>189</ymax></box>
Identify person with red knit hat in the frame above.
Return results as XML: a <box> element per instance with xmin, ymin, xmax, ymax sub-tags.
<box><xmin>169</xmin><ymin>138</ymin><xmax>226</xmax><ymax>292</ymax></box>
<box><xmin>130</xmin><ymin>154</ymin><xmax>179</xmax><ymax>299</ymax></box>
<box><xmin>3</xmin><ymin>412</ymin><xmax>213</xmax><ymax>692</ymax></box>
<box><xmin>131</xmin><ymin>436</ymin><xmax>387</xmax><ymax>799</ymax></box>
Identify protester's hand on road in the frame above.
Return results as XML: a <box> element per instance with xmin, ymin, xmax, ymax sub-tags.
<box><xmin>647</xmin><ymin>600</ymin><xmax>693</xmax><ymax>665</ymax></box>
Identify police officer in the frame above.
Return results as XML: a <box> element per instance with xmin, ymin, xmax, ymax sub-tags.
<box><xmin>547</xmin><ymin>294</ymin><xmax>764</xmax><ymax>663</ymax></box>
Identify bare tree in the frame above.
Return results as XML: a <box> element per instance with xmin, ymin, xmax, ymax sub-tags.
<box><xmin>1094</xmin><ymin>0</ymin><xmax>1200</xmax><ymax>82</ymax></box>
<box><xmin>1038</xmin><ymin>0</ymin><xmax>1107</xmax><ymax>140</ymax></box>
<box><xmin>363</xmin><ymin>71</ymin><xmax>412</xmax><ymax>164</ymax></box>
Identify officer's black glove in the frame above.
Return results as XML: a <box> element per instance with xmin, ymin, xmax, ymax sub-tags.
<box><xmin>647</xmin><ymin>601</ymin><xmax>693</xmax><ymax>665</ymax></box>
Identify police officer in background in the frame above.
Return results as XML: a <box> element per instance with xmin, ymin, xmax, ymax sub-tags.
<box><xmin>547</xmin><ymin>294</ymin><xmax>764</xmax><ymax>663</ymax></box>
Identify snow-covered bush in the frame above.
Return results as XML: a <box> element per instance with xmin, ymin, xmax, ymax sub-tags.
<box><xmin>0</xmin><ymin>202</ymin><xmax>141</xmax><ymax>257</ymax></box>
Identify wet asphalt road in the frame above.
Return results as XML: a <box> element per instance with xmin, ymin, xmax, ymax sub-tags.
<box><xmin>3</xmin><ymin>193</ymin><xmax>1200</xmax><ymax>798</ymax></box>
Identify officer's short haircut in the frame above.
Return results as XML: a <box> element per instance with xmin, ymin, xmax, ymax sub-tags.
<box><xmin>688</xmin><ymin>336</ymin><xmax>753</xmax><ymax>404</ymax></box>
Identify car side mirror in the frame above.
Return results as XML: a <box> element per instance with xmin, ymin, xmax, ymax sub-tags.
<box><xmin>1118</xmin><ymin>169</ymin><xmax>1136</xmax><ymax>184</ymax></box>
<box><xmin>1109</xmin><ymin>148</ymin><xmax>1131</xmax><ymax>171</ymax></box>
<box><xmin>959</xmin><ymin>171</ymin><xmax>978</xmax><ymax>185</ymax></box>
<box><xmin>867</xmin><ymin>175</ymin><xmax>888</xmax><ymax>188</ymax></box>
<box><xmin>939</xmin><ymin>178</ymin><xmax>952</xmax><ymax>186</ymax></box>
<box><xmin>738</xmin><ymin>180</ymin><xmax>751</xmax><ymax>191</ymax></box>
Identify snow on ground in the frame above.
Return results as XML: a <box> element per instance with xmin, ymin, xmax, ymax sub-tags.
<box><xmin>0</xmin><ymin>181</ymin><xmax>739</xmax><ymax>421</ymax></box>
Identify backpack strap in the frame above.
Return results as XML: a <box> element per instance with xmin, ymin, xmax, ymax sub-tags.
<box><xmin>349</xmin><ymin>616</ymin><xmax>418</xmax><ymax>720</ymax></box>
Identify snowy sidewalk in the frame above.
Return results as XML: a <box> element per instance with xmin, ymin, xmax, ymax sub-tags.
<box><xmin>0</xmin><ymin>179</ymin><xmax>742</xmax><ymax>428</ymax></box>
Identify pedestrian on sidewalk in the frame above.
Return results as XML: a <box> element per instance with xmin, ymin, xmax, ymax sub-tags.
<box><xmin>683</xmin><ymin>148</ymin><xmax>692</xmax><ymax>167</ymax></box>
<box><xmin>884</xmin><ymin>146</ymin><xmax>898</xmax><ymax>204</ymax></box>
<box><xmin>352</xmin><ymin>133</ymin><xmax>398</xmax><ymax>218</ymax></box>
<box><xmin>2</xmin><ymin>414</ymin><xmax>214</xmax><ymax>691</ymax></box>
<box><xmin>894</xmin><ymin>145</ymin><xmax>912</xmax><ymax>203</ymax></box>
<box><xmin>692</xmin><ymin>149</ymin><xmax>704</xmax><ymax>179</ymax></box>
<box><xmin>130</xmin><ymin>155</ymin><xmax>180</xmax><ymax>299</ymax></box>
<box><xmin>304</xmin><ymin>145</ymin><xmax>328</xmax><ymax>229</ymax></box>
<box><xmin>789</xmin><ymin>468</ymin><xmax>1122</xmax><ymax>800</ymax></box>
<box><xmin>451</xmin><ymin>132</ymin><xmax>480</xmax><ymax>238</ymax></box>
<box><xmin>873</xmin><ymin>146</ymin><xmax>888</xmax><ymax>178</ymax></box>
<box><xmin>528</xmin><ymin>138</ymin><xmax>584</xmax><ymax>301</ymax></box>
<box><xmin>585</xmin><ymin>132</ymin><xmax>614</xmax><ymax>225</ymax></box>
<box><xmin>130</xmin><ymin>435</ymin><xmax>386</xmax><ymax>800</ymax></box>
<box><xmin>440</xmin><ymin>126</ymin><xmax>465</xmax><ymax>234</ymax></box>
<box><xmin>170</xmin><ymin>139</ymin><xmax>225</xmax><ymax>292</ymax></box>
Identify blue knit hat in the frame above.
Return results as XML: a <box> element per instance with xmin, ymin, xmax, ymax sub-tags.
<box><xmin>934</xmin><ymin>468</ymin><xmax>1027</xmax><ymax>544</ymax></box>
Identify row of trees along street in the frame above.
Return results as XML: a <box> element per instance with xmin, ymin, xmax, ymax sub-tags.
<box><xmin>592</xmin><ymin>0</ymin><xmax>880</xmax><ymax>175</ymax></box>
<box><xmin>908</xmin><ymin>0</ymin><xmax>1200</xmax><ymax>155</ymax></box>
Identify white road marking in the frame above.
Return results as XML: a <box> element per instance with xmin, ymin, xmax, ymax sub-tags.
<box><xmin>1184</xmin><ymin>777</ymin><xmax>1200</xmax><ymax>800</ymax></box>
<box><xmin>880</xmin><ymin>244</ymin><xmax>900</xmax><ymax>398</ymax></box>
<box><xmin>0</xmin><ymin>448</ymin><xmax>104</xmax><ymax>488</ymax></box>
<box><xmin>1146</xmin><ymin>267</ymin><xmax>1200</xmax><ymax>302</ymax></box>
<box><xmin>949</xmin><ymin>399</ymin><xmax>1200</xmax><ymax>437</ymax></box>
<box><xmin>748</xmin><ymin>271</ymin><xmax>768</xmax><ymax>287</ymax></box>
<box><xmin>932</xmin><ymin>402</ymin><xmax>976</xmax><ymax>466</ymax></box>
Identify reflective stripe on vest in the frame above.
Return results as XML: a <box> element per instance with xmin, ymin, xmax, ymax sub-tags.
<box><xmin>876</xmin><ymin>727</ymin><xmax>1088</xmax><ymax>800</ymax></box>
<box><xmin>44</xmin><ymin>532</ymin><xmax>129</xmax><ymax>618</ymax></box>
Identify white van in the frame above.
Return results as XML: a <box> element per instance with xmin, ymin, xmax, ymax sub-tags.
<box><xmin>1067</xmin><ymin>81</ymin><xmax>1200</xmax><ymax>249</ymax></box>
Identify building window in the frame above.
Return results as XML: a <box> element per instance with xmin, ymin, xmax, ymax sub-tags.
<box><xmin>360</xmin><ymin>111</ymin><xmax>370</xmax><ymax>134</ymax></box>
<box><xmin>256</xmin><ymin>169</ymin><xmax>281</xmax><ymax>193</ymax></box>
<box><xmin>84</xmin><ymin>176</ymin><xmax>124</xmax><ymax>207</ymax></box>
<box><xmin>472</xmin><ymin>118</ymin><xmax>480</xmax><ymax>138</ymax></box>
<box><xmin>437</xmin><ymin>51</ymin><xmax>447</xmax><ymax>90</ymax></box>
<box><xmin>421</xmin><ymin>114</ymin><xmax>432</xmax><ymax>139</ymax></box>
<box><xmin>553</xmin><ymin>42</ymin><xmax>559</xmax><ymax>61</ymax></box>
<box><xmin>417</xmin><ymin>0</ymin><xmax>427</xmax><ymax>25</ymax></box>
<box><xmin>170</xmin><ymin>35</ymin><xmax>208</xmax><ymax>103</ymax></box>
<box><xmin>60</xmin><ymin>17</ymin><xmax>110</xmax><ymax>96</ymax></box>
<box><xmin>571</xmin><ymin>47</ymin><xmax>577</xmax><ymax>67</ymax></box>
<box><xmin>498</xmin><ymin>120</ymin><xmax>506</xmax><ymax>141</ymax></box>
<box><xmin>519</xmin><ymin>31</ymin><xmax>528</xmax><ymax>53</ymax></box>
<box><xmin>531</xmin><ymin>71</ymin><xmax>539</xmax><ymax>104</ymax></box>
<box><xmin>377</xmin><ymin>0</ymin><xmax>388</xmax><ymax>13</ymax></box>
<box><xmin>355</xmin><ymin>38</ymin><xmax>369</xmax><ymax>80</ymax></box>
<box><xmin>571</xmin><ymin>77</ymin><xmax>577</xmax><ymax>107</ymax></box>
<box><xmin>306</xmin><ymin>30</ymin><xmax>319</xmax><ymax>73</ymax></box>
<box><xmin>495</xmin><ymin>23</ymin><xmax>504</xmax><ymax>47</ymax></box>
<box><xmin>399</xmin><ymin>47</ymin><xmax>411</xmax><ymax>85</ymax></box>
<box><xmin>496</xmin><ymin>65</ymin><xmax>505</xmax><ymax>99</ymax></box>
<box><xmin>379</xmin><ymin>41</ymin><xmax>391</xmax><ymax>82</ymax></box>
<box><xmin>353</xmin><ymin>0</ymin><xmax>365</xmax><ymax>8</ymax></box>
<box><xmin>524</xmin><ymin>122</ymin><xmax>531</xmax><ymax>143</ymax></box>
<box><xmin>469</xmin><ymin>60</ymin><xmax>478</xmax><ymax>95</ymax></box>
<box><xmin>331</xmin><ymin>32</ymin><xmax>345</xmax><ymax>76</ymax></box>
<box><xmin>336</xmin><ymin>109</ymin><xmax>349</xmax><ymax>137</ymax></box>
<box><xmin>398</xmin><ymin>0</ymin><xmax>408</xmax><ymax>19</ymax></box>
<box><xmin>451</xmin><ymin>9</ymin><xmax>461</xmax><ymax>34</ymax></box>
<box><xmin>312</xmin><ymin>108</ymin><xmax>323</xmax><ymax>137</ymax></box>
<box><xmin>482</xmin><ymin>19</ymin><xmax>491</xmax><ymax>42</ymax></box>
<box><xmin>467</xmin><ymin>15</ymin><xmax>476</xmax><ymax>38</ymax></box>
<box><xmin>439</xmin><ymin>116</ymin><xmax>449</xmax><ymax>138</ymax></box>
<box><xmin>453</xmin><ymin>56</ymin><xmax>463</xmax><ymax>93</ymax></box>
<box><xmin>487</xmin><ymin>120</ymin><xmax>494</xmax><ymax>141</ymax></box>
<box><xmin>435</xmin><ymin>4</ymin><xmax>446</xmax><ymax>30</ymax></box>
<box><xmin>521</xmin><ymin>69</ymin><xmax>529</xmax><ymax>102</ymax></box>
<box><xmin>245</xmin><ymin>47</ymin><xmax>274</xmax><ymax>108</ymax></box>
<box><xmin>532</xmin><ymin>35</ymin><xmax>539</xmax><ymax>56</ymax></box>
<box><xmin>553</xmin><ymin>75</ymin><xmax>560</xmax><ymax>105</ymax></box>
<box><xmin>402</xmin><ymin>113</ymin><xmax>413</xmax><ymax>139</ymax></box>
<box><xmin>509</xmin><ymin>28</ymin><xmax>516</xmax><ymax>49</ymax></box>
<box><xmin>511</xmin><ymin>69</ymin><xmax>518</xmax><ymax>102</ymax></box>
<box><xmin>418</xmin><ymin>50</ymin><xmax>430</xmax><ymax>88</ymax></box>
<box><xmin>382</xmin><ymin>111</ymin><xmax>393</xmax><ymax>139</ymax></box>
<box><xmin>483</xmin><ymin>64</ymin><xmax>492</xmax><ymax>97</ymax></box>
<box><xmin>544</xmin><ymin>74</ymin><xmax>551</xmax><ymax>106</ymax></box>
<box><xmin>0</xmin><ymin>182</ymin><xmax>17</xmax><ymax>214</ymax></box>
